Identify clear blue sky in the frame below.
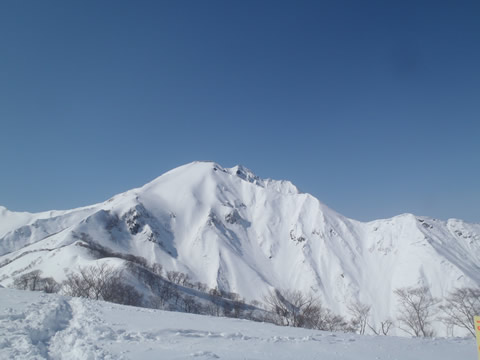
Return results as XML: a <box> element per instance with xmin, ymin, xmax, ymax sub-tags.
<box><xmin>1</xmin><ymin>0</ymin><xmax>479</xmax><ymax>222</ymax></box>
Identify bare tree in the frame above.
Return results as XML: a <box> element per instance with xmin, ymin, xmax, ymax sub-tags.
<box><xmin>209</xmin><ymin>287</ymin><xmax>222</xmax><ymax>297</ymax></box>
<box><xmin>368</xmin><ymin>319</ymin><xmax>394</xmax><ymax>336</ymax></box>
<box><xmin>223</xmin><ymin>302</ymin><xmax>233</xmax><ymax>317</ymax></box>
<box><xmin>157</xmin><ymin>280</ymin><xmax>175</xmax><ymax>305</ymax></box>
<box><xmin>263</xmin><ymin>289</ymin><xmax>354</xmax><ymax>332</ymax></box>
<box><xmin>440</xmin><ymin>287</ymin><xmax>480</xmax><ymax>337</ymax></box>
<box><xmin>348</xmin><ymin>301</ymin><xmax>371</xmax><ymax>335</ymax></box>
<box><xmin>171</xmin><ymin>286</ymin><xmax>181</xmax><ymax>305</ymax></box>
<box><xmin>180</xmin><ymin>273</ymin><xmax>191</xmax><ymax>287</ymax></box>
<box><xmin>151</xmin><ymin>263</ymin><xmax>163</xmax><ymax>277</ymax></box>
<box><xmin>193</xmin><ymin>281</ymin><xmax>208</xmax><ymax>292</ymax></box>
<box><xmin>127</xmin><ymin>262</ymin><xmax>157</xmax><ymax>290</ymax></box>
<box><xmin>42</xmin><ymin>277</ymin><xmax>61</xmax><ymax>293</ymax></box>
<box><xmin>222</xmin><ymin>291</ymin><xmax>241</xmax><ymax>301</ymax></box>
<box><xmin>13</xmin><ymin>270</ymin><xmax>43</xmax><ymax>291</ymax></box>
<box><xmin>232</xmin><ymin>298</ymin><xmax>246</xmax><ymax>318</ymax></box>
<box><xmin>316</xmin><ymin>307</ymin><xmax>351</xmax><ymax>332</ymax></box>
<box><xmin>148</xmin><ymin>295</ymin><xmax>164</xmax><ymax>310</ymax></box>
<box><xmin>123</xmin><ymin>254</ymin><xmax>148</xmax><ymax>268</ymax></box>
<box><xmin>264</xmin><ymin>289</ymin><xmax>322</xmax><ymax>328</ymax></box>
<box><xmin>106</xmin><ymin>281</ymin><xmax>142</xmax><ymax>306</ymax></box>
<box><xmin>263</xmin><ymin>289</ymin><xmax>295</xmax><ymax>326</ymax></box>
<box><xmin>394</xmin><ymin>286</ymin><xmax>438</xmax><ymax>337</ymax></box>
<box><xmin>13</xmin><ymin>270</ymin><xmax>60</xmax><ymax>293</ymax></box>
<box><xmin>204</xmin><ymin>301</ymin><xmax>223</xmax><ymax>317</ymax></box>
<box><xmin>181</xmin><ymin>295</ymin><xmax>201</xmax><ymax>313</ymax></box>
<box><xmin>167</xmin><ymin>271</ymin><xmax>184</xmax><ymax>284</ymax></box>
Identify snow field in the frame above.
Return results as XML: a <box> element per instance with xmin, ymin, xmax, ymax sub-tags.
<box><xmin>0</xmin><ymin>289</ymin><xmax>475</xmax><ymax>360</ymax></box>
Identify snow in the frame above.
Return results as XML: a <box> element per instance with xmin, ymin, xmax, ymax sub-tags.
<box><xmin>1</xmin><ymin>161</ymin><xmax>480</xmax><ymax>337</ymax></box>
<box><xmin>0</xmin><ymin>288</ymin><xmax>475</xmax><ymax>360</ymax></box>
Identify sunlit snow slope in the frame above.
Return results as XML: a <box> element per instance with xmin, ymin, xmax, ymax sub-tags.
<box><xmin>0</xmin><ymin>289</ymin><xmax>475</xmax><ymax>359</ymax></box>
<box><xmin>1</xmin><ymin>161</ymin><xmax>480</xmax><ymax>336</ymax></box>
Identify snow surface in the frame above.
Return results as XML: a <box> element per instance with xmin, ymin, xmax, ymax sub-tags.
<box><xmin>1</xmin><ymin>161</ymin><xmax>480</xmax><ymax>336</ymax></box>
<box><xmin>0</xmin><ymin>288</ymin><xmax>475</xmax><ymax>360</ymax></box>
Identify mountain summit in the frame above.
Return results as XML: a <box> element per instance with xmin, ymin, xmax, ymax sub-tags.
<box><xmin>1</xmin><ymin>161</ymin><xmax>479</xmax><ymax>336</ymax></box>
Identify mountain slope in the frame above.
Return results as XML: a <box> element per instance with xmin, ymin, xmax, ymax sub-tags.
<box><xmin>1</xmin><ymin>161</ymin><xmax>479</xmax><ymax>336</ymax></box>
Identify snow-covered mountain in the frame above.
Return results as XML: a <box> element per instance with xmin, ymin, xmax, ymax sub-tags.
<box><xmin>1</xmin><ymin>161</ymin><xmax>480</xmax><ymax>336</ymax></box>
<box><xmin>0</xmin><ymin>288</ymin><xmax>474</xmax><ymax>359</ymax></box>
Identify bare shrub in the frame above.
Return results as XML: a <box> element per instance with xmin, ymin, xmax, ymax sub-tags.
<box><xmin>62</xmin><ymin>263</ymin><xmax>142</xmax><ymax>306</ymax></box>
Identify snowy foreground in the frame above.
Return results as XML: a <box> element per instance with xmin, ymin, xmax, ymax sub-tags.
<box><xmin>0</xmin><ymin>289</ymin><xmax>475</xmax><ymax>360</ymax></box>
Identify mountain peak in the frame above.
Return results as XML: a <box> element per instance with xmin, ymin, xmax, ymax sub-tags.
<box><xmin>2</xmin><ymin>161</ymin><xmax>480</xmax><ymax>338</ymax></box>
<box><xmin>227</xmin><ymin>165</ymin><xmax>259</xmax><ymax>183</ymax></box>
<box><xmin>142</xmin><ymin>161</ymin><xmax>298</xmax><ymax>196</ymax></box>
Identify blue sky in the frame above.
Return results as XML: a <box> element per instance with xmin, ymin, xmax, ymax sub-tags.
<box><xmin>1</xmin><ymin>0</ymin><xmax>479</xmax><ymax>222</ymax></box>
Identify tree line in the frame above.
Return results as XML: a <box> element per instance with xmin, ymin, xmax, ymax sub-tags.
<box><xmin>262</xmin><ymin>285</ymin><xmax>480</xmax><ymax>337</ymax></box>
<box><xmin>10</xmin><ymin>264</ymin><xmax>480</xmax><ymax>337</ymax></box>
<box><xmin>11</xmin><ymin>261</ymin><xmax>262</xmax><ymax>322</ymax></box>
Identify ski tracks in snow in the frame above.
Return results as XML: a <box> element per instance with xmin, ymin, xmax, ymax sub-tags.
<box><xmin>48</xmin><ymin>298</ymin><xmax>123</xmax><ymax>360</ymax></box>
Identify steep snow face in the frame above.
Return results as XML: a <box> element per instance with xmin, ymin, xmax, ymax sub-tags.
<box><xmin>1</xmin><ymin>161</ymin><xmax>480</xmax><ymax>336</ymax></box>
<box><xmin>1</xmin><ymin>289</ymin><xmax>475</xmax><ymax>360</ymax></box>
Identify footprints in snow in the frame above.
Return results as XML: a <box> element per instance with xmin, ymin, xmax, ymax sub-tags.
<box><xmin>0</xmin><ymin>294</ymin><xmax>358</xmax><ymax>359</ymax></box>
<box><xmin>0</xmin><ymin>294</ymin><xmax>73</xmax><ymax>359</ymax></box>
